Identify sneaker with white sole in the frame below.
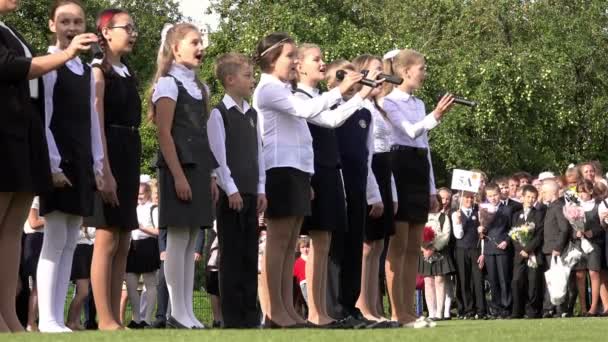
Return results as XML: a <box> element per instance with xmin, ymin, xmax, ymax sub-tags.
<box><xmin>403</xmin><ymin>320</ymin><xmax>429</xmax><ymax>329</ymax></box>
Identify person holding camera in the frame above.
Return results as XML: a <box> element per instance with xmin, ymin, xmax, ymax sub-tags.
<box><xmin>382</xmin><ymin>48</ymin><xmax>454</xmax><ymax>328</ymax></box>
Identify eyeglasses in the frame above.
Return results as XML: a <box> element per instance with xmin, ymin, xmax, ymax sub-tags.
<box><xmin>109</xmin><ymin>25</ymin><xmax>138</xmax><ymax>35</ymax></box>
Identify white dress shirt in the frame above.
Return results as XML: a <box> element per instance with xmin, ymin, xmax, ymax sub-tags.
<box><xmin>91</xmin><ymin>58</ymin><xmax>131</xmax><ymax>78</ymax></box>
<box><xmin>23</xmin><ymin>197</ymin><xmax>43</xmax><ymax>234</ymax></box>
<box><xmin>0</xmin><ymin>20</ymin><xmax>38</xmax><ymax>98</ymax></box>
<box><xmin>366</xmin><ymin>100</ymin><xmax>398</xmax><ymax>204</ymax></box>
<box><xmin>152</xmin><ymin>63</ymin><xmax>209</xmax><ymax>102</ymax></box>
<box><xmin>383</xmin><ymin>88</ymin><xmax>438</xmax><ymax>195</ymax></box>
<box><xmin>452</xmin><ymin>208</ymin><xmax>473</xmax><ymax>239</ymax></box>
<box><xmin>253</xmin><ymin>73</ymin><xmax>347</xmax><ymax>174</ymax></box>
<box><xmin>207</xmin><ymin>94</ymin><xmax>266</xmax><ymax>196</ymax></box>
<box><xmin>43</xmin><ymin>46</ymin><xmax>104</xmax><ymax>175</ymax></box>
<box><xmin>133</xmin><ymin>201</ymin><xmax>156</xmax><ymax>240</ymax></box>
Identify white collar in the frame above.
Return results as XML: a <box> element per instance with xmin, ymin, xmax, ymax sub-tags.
<box><xmin>0</xmin><ymin>20</ymin><xmax>6</xmax><ymax>27</ymax></box>
<box><xmin>296</xmin><ymin>83</ymin><xmax>319</xmax><ymax>97</ymax></box>
<box><xmin>48</xmin><ymin>45</ymin><xmax>81</xmax><ymax>65</ymax></box>
<box><xmin>222</xmin><ymin>94</ymin><xmax>250</xmax><ymax>113</ymax></box>
<box><xmin>259</xmin><ymin>73</ymin><xmax>291</xmax><ymax>89</ymax></box>
<box><xmin>168</xmin><ymin>62</ymin><xmax>197</xmax><ymax>82</ymax></box>
<box><xmin>91</xmin><ymin>58</ymin><xmax>131</xmax><ymax>77</ymax></box>
<box><xmin>391</xmin><ymin>88</ymin><xmax>414</xmax><ymax>102</ymax></box>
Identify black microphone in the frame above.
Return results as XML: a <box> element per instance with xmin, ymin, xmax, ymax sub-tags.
<box><xmin>437</xmin><ymin>92</ymin><xmax>477</xmax><ymax>108</ymax></box>
<box><xmin>336</xmin><ymin>70</ymin><xmax>378</xmax><ymax>88</ymax></box>
<box><xmin>361</xmin><ymin>70</ymin><xmax>403</xmax><ymax>85</ymax></box>
<box><xmin>90</xmin><ymin>42</ymin><xmax>104</xmax><ymax>59</ymax></box>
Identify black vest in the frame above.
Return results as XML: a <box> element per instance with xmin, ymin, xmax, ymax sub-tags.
<box><xmin>51</xmin><ymin>64</ymin><xmax>92</xmax><ymax>163</ymax></box>
<box><xmin>215</xmin><ymin>101</ymin><xmax>259</xmax><ymax>195</ymax></box>
<box><xmin>293</xmin><ymin>88</ymin><xmax>341</xmax><ymax>169</ymax></box>
<box><xmin>456</xmin><ymin>207</ymin><xmax>480</xmax><ymax>249</ymax></box>
<box><xmin>336</xmin><ymin>108</ymin><xmax>371</xmax><ymax>190</ymax></box>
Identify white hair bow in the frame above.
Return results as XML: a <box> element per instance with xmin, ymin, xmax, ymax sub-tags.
<box><xmin>383</xmin><ymin>49</ymin><xmax>400</xmax><ymax>60</ymax></box>
<box><xmin>160</xmin><ymin>23</ymin><xmax>174</xmax><ymax>46</ymax></box>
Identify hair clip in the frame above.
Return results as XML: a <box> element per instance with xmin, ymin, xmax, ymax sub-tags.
<box><xmin>383</xmin><ymin>49</ymin><xmax>400</xmax><ymax>61</ymax></box>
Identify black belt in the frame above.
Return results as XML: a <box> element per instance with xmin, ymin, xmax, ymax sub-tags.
<box><xmin>391</xmin><ymin>145</ymin><xmax>428</xmax><ymax>156</ymax></box>
<box><xmin>108</xmin><ymin>124</ymin><xmax>139</xmax><ymax>132</ymax></box>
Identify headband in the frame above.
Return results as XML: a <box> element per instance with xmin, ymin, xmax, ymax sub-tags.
<box><xmin>383</xmin><ymin>49</ymin><xmax>400</xmax><ymax>60</ymax></box>
<box><xmin>260</xmin><ymin>38</ymin><xmax>290</xmax><ymax>57</ymax></box>
<box><xmin>160</xmin><ymin>23</ymin><xmax>174</xmax><ymax>47</ymax></box>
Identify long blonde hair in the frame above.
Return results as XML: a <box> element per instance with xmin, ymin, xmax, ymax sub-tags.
<box><xmin>147</xmin><ymin>23</ymin><xmax>209</xmax><ymax>122</ymax></box>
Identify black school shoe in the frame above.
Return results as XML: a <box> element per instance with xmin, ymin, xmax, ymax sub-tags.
<box><xmin>127</xmin><ymin>320</ymin><xmax>142</xmax><ymax>329</ymax></box>
<box><xmin>166</xmin><ymin>316</ymin><xmax>191</xmax><ymax>329</ymax></box>
<box><xmin>147</xmin><ymin>319</ymin><xmax>166</xmax><ymax>329</ymax></box>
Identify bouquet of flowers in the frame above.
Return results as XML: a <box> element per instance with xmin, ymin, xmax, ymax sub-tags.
<box><xmin>421</xmin><ymin>225</ymin><xmax>443</xmax><ymax>263</ymax></box>
<box><xmin>478</xmin><ymin>203</ymin><xmax>497</xmax><ymax>242</ymax></box>
<box><xmin>509</xmin><ymin>222</ymin><xmax>538</xmax><ymax>268</ymax></box>
<box><xmin>562</xmin><ymin>190</ymin><xmax>593</xmax><ymax>253</ymax></box>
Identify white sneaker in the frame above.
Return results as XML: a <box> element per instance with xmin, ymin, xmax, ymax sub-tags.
<box><xmin>424</xmin><ymin>317</ymin><xmax>437</xmax><ymax>328</ymax></box>
<box><xmin>403</xmin><ymin>320</ymin><xmax>429</xmax><ymax>329</ymax></box>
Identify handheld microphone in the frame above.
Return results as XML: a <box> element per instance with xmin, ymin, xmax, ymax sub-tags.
<box><xmin>90</xmin><ymin>42</ymin><xmax>104</xmax><ymax>59</ymax></box>
<box><xmin>437</xmin><ymin>92</ymin><xmax>477</xmax><ymax>108</ymax></box>
<box><xmin>361</xmin><ymin>70</ymin><xmax>403</xmax><ymax>85</ymax></box>
<box><xmin>336</xmin><ymin>70</ymin><xmax>378</xmax><ymax>88</ymax></box>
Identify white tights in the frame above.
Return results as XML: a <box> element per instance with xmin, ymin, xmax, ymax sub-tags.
<box><xmin>125</xmin><ymin>272</ymin><xmax>158</xmax><ymax>324</ymax></box>
<box><xmin>36</xmin><ymin>211</ymin><xmax>82</xmax><ymax>333</ymax></box>
<box><xmin>164</xmin><ymin>227</ymin><xmax>203</xmax><ymax>328</ymax></box>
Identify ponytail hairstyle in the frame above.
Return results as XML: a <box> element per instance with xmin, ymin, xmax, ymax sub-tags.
<box><xmin>352</xmin><ymin>54</ymin><xmax>388</xmax><ymax>117</ymax></box>
<box><xmin>148</xmin><ymin>23</ymin><xmax>209</xmax><ymax>122</ymax></box>
<box><xmin>96</xmin><ymin>8</ymin><xmax>129</xmax><ymax>75</ymax></box>
<box><xmin>381</xmin><ymin>49</ymin><xmax>400</xmax><ymax>97</ymax></box>
<box><xmin>253</xmin><ymin>32</ymin><xmax>295</xmax><ymax>73</ymax></box>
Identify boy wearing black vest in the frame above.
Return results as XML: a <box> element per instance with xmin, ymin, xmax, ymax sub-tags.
<box><xmin>207</xmin><ymin>53</ymin><xmax>267</xmax><ymax>328</ymax></box>
<box><xmin>452</xmin><ymin>191</ymin><xmax>487</xmax><ymax>319</ymax></box>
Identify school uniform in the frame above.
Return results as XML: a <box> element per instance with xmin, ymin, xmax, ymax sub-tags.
<box><xmin>571</xmin><ymin>201</ymin><xmax>604</xmax><ymax>272</ymax></box>
<box><xmin>383</xmin><ymin>88</ymin><xmax>438</xmax><ymax>224</ymax></box>
<box><xmin>21</xmin><ymin>197</ymin><xmax>44</xmax><ymax>281</ymax></box>
<box><xmin>452</xmin><ymin>206</ymin><xmax>487</xmax><ymax>317</ymax></box>
<box><xmin>85</xmin><ymin>59</ymin><xmax>141</xmax><ymax>230</ymax></box>
<box><xmin>0</xmin><ymin>21</ymin><xmax>52</xmax><ymax>193</ymax></box>
<box><xmin>71</xmin><ymin>228</ymin><xmax>95</xmax><ymax>280</ymax></box>
<box><xmin>127</xmin><ymin>202</ymin><xmax>160</xmax><ymax>274</ymax></box>
<box><xmin>417</xmin><ymin>212</ymin><xmax>456</xmax><ymax>276</ymax></box>
<box><xmin>334</xmin><ymin>104</ymin><xmax>375</xmax><ymax>318</ymax></box>
<box><xmin>39</xmin><ymin>46</ymin><xmax>104</xmax><ymax>216</ymax></box>
<box><xmin>482</xmin><ymin>204</ymin><xmax>513</xmax><ymax>317</ymax></box>
<box><xmin>510</xmin><ymin>206</ymin><xmax>544</xmax><ymax>318</ymax></box>
<box><xmin>501</xmin><ymin>198</ymin><xmax>523</xmax><ymax>213</ymax></box>
<box><xmin>365</xmin><ymin>100</ymin><xmax>397</xmax><ymax>241</ymax></box>
<box><xmin>207</xmin><ymin>94</ymin><xmax>264</xmax><ymax>328</ymax></box>
<box><xmin>253</xmin><ymin>73</ymin><xmax>363</xmax><ymax>219</ymax></box>
<box><xmin>152</xmin><ymin>63</ymin><xmax>217</xmax><ymax>228</ymax></box>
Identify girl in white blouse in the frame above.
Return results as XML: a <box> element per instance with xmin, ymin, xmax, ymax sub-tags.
<box><xmin>382</xmin><ymin>49</ymin><xmax>454</xmax><ymax>327</ymax></box>
<box><xmin>37</xmin><ymin>1</ymin><xmax>104</xmax><ymax>333</ymax></box>
<box><xmin>252</xmin><ymin>32</ymin><xmax>370</xmax><ymax>328</ymax></box>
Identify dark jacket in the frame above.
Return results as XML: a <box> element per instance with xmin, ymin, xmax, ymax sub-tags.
<box><xmin>483</xmin><ymin>205</ymin><xmax>511</xmax><ymax>255</ymax></box>
<box><xmin>511</xmin><ymin>206</ymin><xmax>545</xmax><ymax>264</ymax></box>
<box><xmin>542</xmin><ymin>198</ymin><xmax>571</xmax><ymax>255</ymax></box>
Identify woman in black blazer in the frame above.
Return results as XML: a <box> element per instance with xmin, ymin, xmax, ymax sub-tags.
<box><xmin>0</xmin><ymin>0</ymin><xmax>96</xmax><ymax>333</ymax></box>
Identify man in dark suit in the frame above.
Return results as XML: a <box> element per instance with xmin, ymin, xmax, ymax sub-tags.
<box><xmin>510</xmin><ymin>185</ymin><xmax>545</xmax><ymax>318</ymax></box>
<box><xmin>541</xmin><ymin>180</ymin><xmax>574</xmax><ymax>317</ymax></box>
<box><xmin>497</xmin><ymin>177</ymin><xmax>523</xmax><ymax>213</ymax></box>
<box><xmin>480</xmin><ymin>183</ymin><xmax>513</xmax><ymax>318</ymax></box>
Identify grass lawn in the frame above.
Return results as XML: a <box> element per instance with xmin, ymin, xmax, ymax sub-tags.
<box><xmin>5</xmin><ymin>318</ymin><xmax>608</xmax><ymax>342</ymax></box>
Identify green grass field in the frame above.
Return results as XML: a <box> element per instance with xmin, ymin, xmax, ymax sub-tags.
<box><xmin>5</xmin><ymin>318</ymin><xmax>608</xmax><ymax>342</ymax></box>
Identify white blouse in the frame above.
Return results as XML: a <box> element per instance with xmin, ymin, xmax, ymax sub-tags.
<box><xmin>207</xmin><ymin>94</ymin><xmax>266</xmax><ymax>195</ymax></box>
<box><xmin>383</xmin><ymin>88</ymin><xmax>438</xmax><ymax>195</ymax></box>
<box><xmin>133</xmin><ymin>202</ymin><xmax>156</xmax><ymax>240</ymax></box>
<box><xmin>91</xmin><ymin>58</ymin><xmax>131</xmax><ymax>78</ymax></box>
<box><xmin>366</xmin><ymin>100</ymin><xmax>393</xmax><ymax>153</ymax></box>
<box><xmin>23</xmin><ymin>197</ymin><xmax>43</xmax><ymax>234</ymax></box>
<box><xmin>152</xmin><ymin>63</ymin><xmax>209</xmax><ymax>102</ymax></box>
<box><xmin>0</xmin><ymin>20</ymin><xmax>38</xmax><ymax>98</ymax></box>
<box><xmin>253</xmin><ymin>73</ymin><xmax>348</xmax><ymax>174</ymax></box>
<box><xmin>43</xmin><ymin>46</ymin><xmax>104</xmax><ymax>176</ymax></box>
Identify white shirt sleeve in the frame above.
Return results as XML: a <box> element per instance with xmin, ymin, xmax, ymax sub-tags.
<box><xmin>366</xmin><ymin>120</ymin><xmax>382</xmax><ymax>205</ymax></box>
<box><xmin>391</xmin><ymin>174</ymin><xmax>398</xmax><ymax>204</ymax></box>
<box><xmin>31</xmin><ymin>196</ymin><xmax>40</xmax><ymax>210</ymax></box>
<box><xmin>452</xmin><ymin>211</ymin><xmax>464</xmax><ymax>239</ymax></box>
<box><xmin>259</xmin><ymin>83</ymin><xmax>342</xmax><ymax>120</ymax></box>
<box><xmin>383</xmin><ymin>98</ymin><xmax>439</xmax><ymax>140</ymax></box>
<box><xmin>90</xmin><ymin>72</ymin><xmax>104</xmax><ymax>176</ymax></box>
<box><xmin>306</xmin><ymin>94</ymin><xmax>365</xmax><ymax>128</ymax></box>
<box><xmin>152</xmin><ymin>77</ymin><xmax>179</xmax><ymax>103</ymax></box>
<box><xmin>207</xmin><ymin>108</ymin><xmax>239</xmax><ymax>196</ymax></box>
<box><xmin>427</xmin><ymin>149</ymin><xmax>437</xmax><ymax>195</ymax></box>
<box><xmin>257</xmin><ymin>113</ymin><xmax>266</xmax><ymax>195</ymax></box>
<box><xmin>43</xmin><ymin>70</ymin><xmax>62</xmax><ymax>173</ymax></box>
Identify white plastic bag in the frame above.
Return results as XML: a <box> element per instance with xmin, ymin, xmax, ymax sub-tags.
<box><xmin>544</xmin><ymin>256</ymin><xmax>570</xmax><ymax>305</ymax></box>
<box><xmin>581</xmin><ymin>238</ymin><xmax>594</xmax><ymax>254</ymax></box>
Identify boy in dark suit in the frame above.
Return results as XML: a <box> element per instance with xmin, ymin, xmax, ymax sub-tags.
<box><xmin>496</xmin><ymin>177</ymin><xmax>523</xmax><ymax>213</ymax></box>
<box><xmin>510</xmin><ymin>185</ymin><xmax>544</xmax><ymax>318</ymax></box>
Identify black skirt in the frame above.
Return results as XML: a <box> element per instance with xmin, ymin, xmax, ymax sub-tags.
<box><xmin>302</xmin><ymin>166</ymin><xmax>346</xmax><ymax>234</ymax></box>
<box><xmin>365</xmin><ymin>152</ymin><xmax>395</xmax><ymax>241</ymax></box>
<box><xmin>572</xmin><ymin>239</ymin><xmax>603</xmax><ymax>272</ymax></box>
<box><xmin>71</xmin><ymin>244</ymin><xmax>93</xmax><ymax>280</ymax></box>
<box><xmin>417</xmin><ymin>249</ymin><xmax>456</xmax><ymax>276</ymax></box>
<box><xmin>265</xmin><ymin>167</ymin><xmax>311</xmax><ymax>219</ymax></box>
<box><xmin>126</xmin><ymin>237</ymin><xmax>161</xmax><ymax>274</ymax></box>
<box><xmin>205</xmin><ymin>270</ymin><xmax>219</xmax><ymax>296</ymax></box>
<box><xmin>391</xmin><ymin>146</ymin><xmax>430</xmax><ymax>224</ymax></box>
<box><xmin>21</xmin><ymin>232</ymin><xmax>44</xmax><ymax>279</ymax></box>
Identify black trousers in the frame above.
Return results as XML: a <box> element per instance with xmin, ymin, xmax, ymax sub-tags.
<box><xmin>338</xmin><ymin>185</ymin><xmax>366</xmax><ymax>317</ymax></box>
<box><xmin>511</xmin><ymin>259</ymin><xmax>542</xmax><ymax>317</ymax></box>
<box><xmin>455</xmin><ymin>247</ymin><xmax>486</xmax><ymax>316</ymax></box>
<box><xmin>217</xmin><ymin>192</ymin><xmax>259</xmax><ymax>328</ymax></box>
<box><xmin>542</xmin><ymin>254</ymin><xmax>577</xmax><ymax>315</ymax></box>
<box><xmin>155</xmin><ymin>260</ymin><xmax>169</xmax><ymax>321</ymax></box>
<box><xmin>485</xmin><ymin>254</ymin><xmax>512</xmax><ymax>315</ymax></box>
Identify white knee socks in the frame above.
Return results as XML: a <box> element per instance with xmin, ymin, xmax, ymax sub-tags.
<box><xmin>37</xmin><ymin>212</ymin><xmax>82</xmax><ymax>333</ymax></box>
<box><xmin>164</xmin><ymin>227</ymin><xmax>202</xmax><ymax>328</ymax></box>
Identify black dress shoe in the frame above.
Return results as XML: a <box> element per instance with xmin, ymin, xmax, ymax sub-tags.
<box><xmin>212</xmin><ymin>321</ymin><xmax>222</xmax><ymax>328</ymax></box>
<box><xmin>338</xmin><ymin>316</ymin><xmax>367</xmax><ymax>329</ymax></box>
<box><xmin>127</xmin><ymin>320</ymin><xmax>142</xmax><ymax>329</ymax></box>
<box><xmin>148</xmin><ymin>319</ymin><xmax>166</xmax><ymax>329</ymax></box>
<box><xmin>167</xmin><ymin>316</ymin><xmax>190</xmax><ymax>329</ymax></box>
<box><xmin>542</xmin><ymin>311</ymin><xmax>554</xmax><ymax>319</ymax></box>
